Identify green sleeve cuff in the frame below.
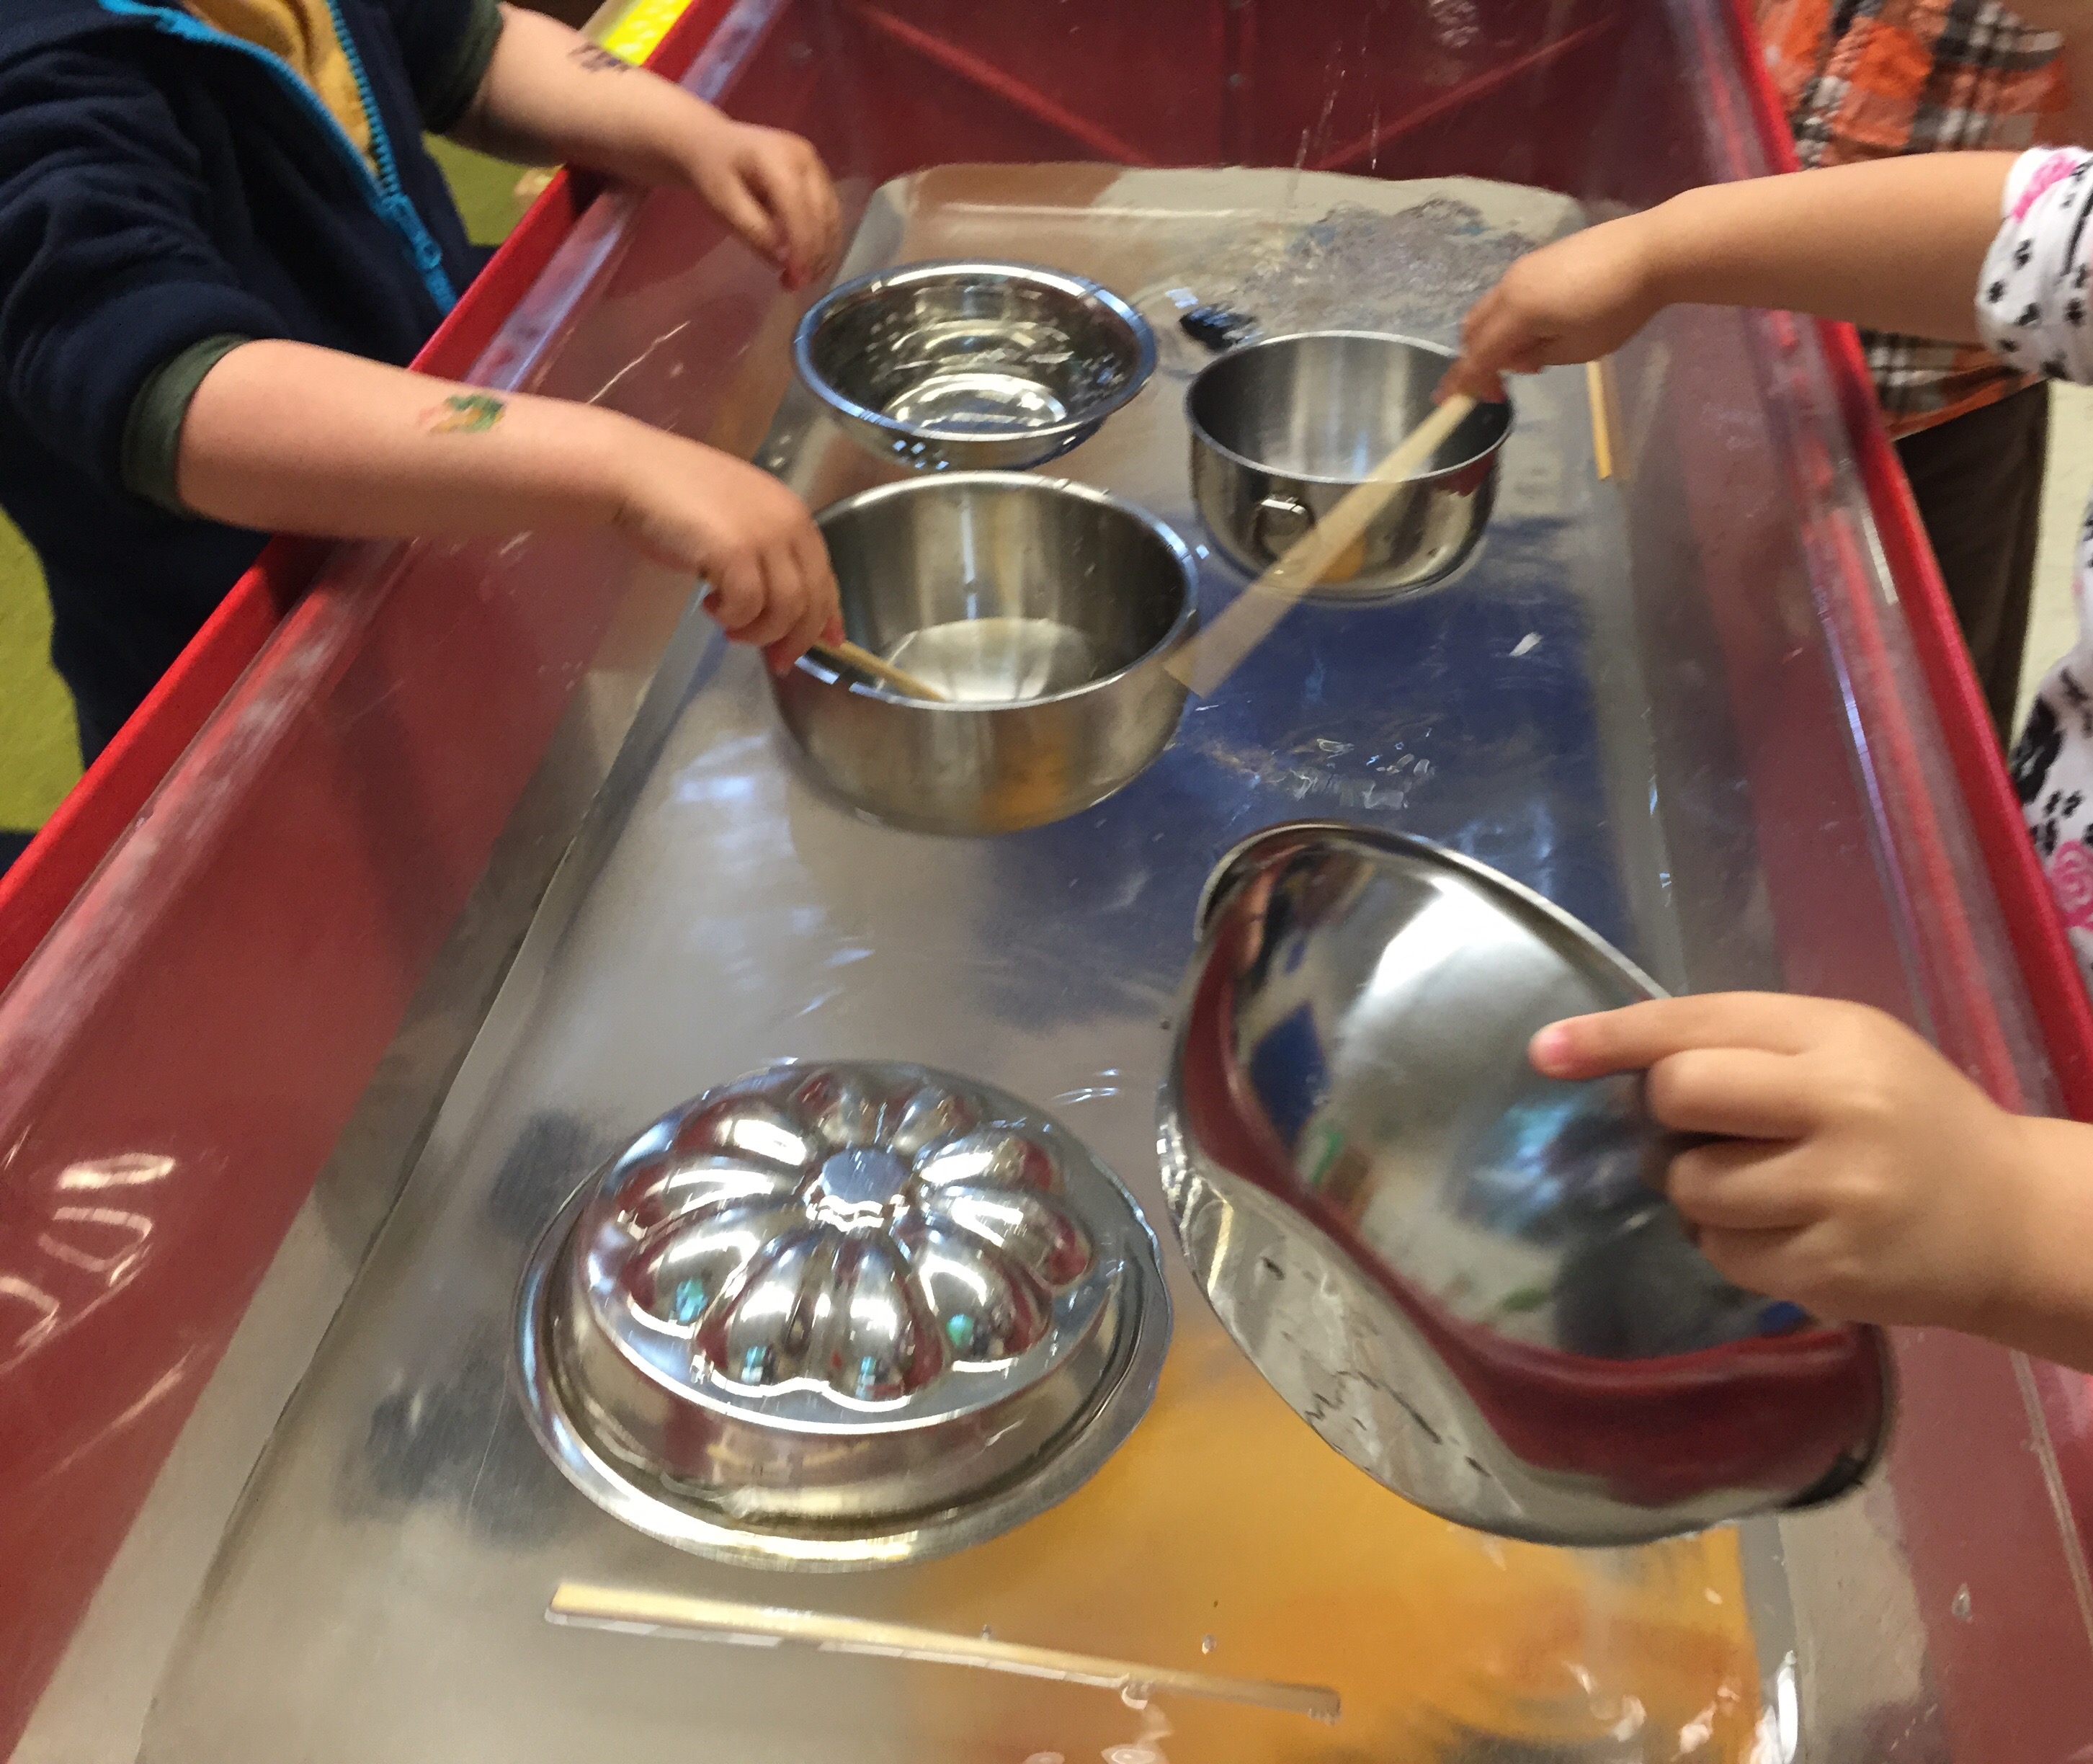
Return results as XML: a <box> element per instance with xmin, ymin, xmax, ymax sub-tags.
<box><xmin>421</xmin><ymin>0</ymin><xmax>506</xmax><ymax>134</ymax></box>
<box><xmin>120</xmin><ymin>334</ymin><xmax>251</xmax><ymax>516</ymax></box>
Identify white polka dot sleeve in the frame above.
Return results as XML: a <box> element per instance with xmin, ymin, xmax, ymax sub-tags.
<box><xmin>1986</xmin><ymin>148</ymin><xmax>2093</xmax><ymax>997</ymax></box>
<box><xmin>1977</xmin><ymin>148</ymin><xmax>2093</xmax><ymax>385</ymax></box>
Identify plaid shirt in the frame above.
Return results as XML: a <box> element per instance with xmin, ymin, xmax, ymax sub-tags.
<box><xmin>1757</xmin><ymin>0</ymin><xmax>2069</xmax><ymax>436</ymax></box>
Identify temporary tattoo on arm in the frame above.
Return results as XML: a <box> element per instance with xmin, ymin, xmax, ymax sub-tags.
<box><xmin>422</xmin><ymin>393</ymin><xmax>507</xmax><ymax>434</ymax></box>
<box><xmin>568</xmin><ymin>42</ymin><xmax>631</xmax><ymax>73</ymax></box>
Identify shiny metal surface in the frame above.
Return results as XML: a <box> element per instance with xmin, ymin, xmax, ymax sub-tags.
<box><xmin>795</xmin><ymin>259</ymin><xmax>1156</xmax><ymax>471</ymax></box>
<box><xmin>133</xmin><ymin>170</ymin><xmax>1842</xmax><ymax>1764</ymax></box>
<box><xmin>1187</xmin><ymin>331</ymin><xmax>1512</xmax><ymax>600</ymax></box>
<box><xmin>772</xmin><ymin>473</ymin><xmax>1197</xmax><ymax>833</ymax></box>
<box><xmin>519</xmin><ymin>1059</ymin><xmax>1169</xmax><ymax>1564</ymax></box>
<box><xmin>1161</xmin><ymin>821</ymin><xmax>1893</xmax><ymax>1546</ymax></box>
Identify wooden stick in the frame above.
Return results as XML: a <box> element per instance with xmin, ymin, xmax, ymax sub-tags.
<box><xmin>1585</xmin><ymin>358</ymin><xmax>1615</xmax><ymax>481</ymax></box>
<box><xmin>546</xmin><ymin>1582</ymin><xmax>1341</xmax><ymax>1721</ymax></box>
<box><xmin>1164</xmin><ymin>393</ymin><xmax>1478</xmax><ymax>698</ymax></box>
<box><xmin>808</xmin><ymin>638</ymin><xmax>950</xmax><ymax>702</ymax></box>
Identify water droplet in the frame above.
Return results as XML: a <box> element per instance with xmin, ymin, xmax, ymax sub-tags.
<box><xmin>1119</xmin><ymin>1683</ymin><xmax>1150</xmax><ymax>1710</ymax></box>
<box><xmin>1199</xmin><ymin>1634</ymin><xmax>1215</xmax><ymax>1654</ymax></box>
<box><xmin>1951</xmin><ymin>1585</ymin><xmax>1973</xmax><ymax>1621</ymax></box>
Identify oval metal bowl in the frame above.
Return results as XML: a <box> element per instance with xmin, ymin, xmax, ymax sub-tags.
<box><xmin>795</xmin><ymin>259</ymin><xmax>1157</xmax><ymax>471</ymax></box>
<box><xmin>772</xmin><ymin>473</ymin><xmax>1198</xmax><ymax>835</ymax></box>
<box><xmin>517</xmin><ymin>1061</ymin><xmax>1172</xmax><ymax>1569</ymax></box>
<box><xmin>1159</xmin><ymin>821</ymin><xmax>1892</xmax><ymax>1546</ymax></box>
<box><xmin>1186</xmin><ymin>331</ymin><xmax>1512</xmax><ymax>602</ymax></box>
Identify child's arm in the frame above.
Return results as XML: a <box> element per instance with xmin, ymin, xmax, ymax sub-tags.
<box><xmin>1444</xmin><ymin>153</ymin><xmax>2016</xmax><ymax>401</ymax></box>
<box><xmin>1530</xmin><ymin>997</ymin><xmax>2093</xmax><ymax>1372</ymax></box>
<box><xmin>447</xmin><ymin>6</ymin><xmax>840</xmax><ymax>290</ymax></box>
<box><xmin>177</xmin><ymin>340</ymin><xmax>837</xmax><ymax>663</ymax></box>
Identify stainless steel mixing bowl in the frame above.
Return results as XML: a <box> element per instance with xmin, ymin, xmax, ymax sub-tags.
<box><xmin>795</xmin><ymin>259</ymin><xmax>1157</xmax><ymax>471</ymax></box>
<box><xmin>1158</xmin><ymin>821</ymin><xmax>1892</xmax><ymax>1546</ymax></box>
<box><xmin>772</xmin><ymin>473</ymin><xmax>1198</xmax><ymax>835</ymax></box>
<box><xmin>1186</xmin><ymin>331</ymin><xmax>1512</xmax><ymax>601</ymax></box>
<box><xmin>517</xmin><ymin>1061</ymin><xmax>1171</xmax><ymax>1568</ymax></box>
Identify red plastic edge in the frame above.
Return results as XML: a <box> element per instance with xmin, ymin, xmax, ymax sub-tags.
<box><xmin>1721</xmin><ymin>5</ymin><xmax>2093</xmax><ymax>1750</ymax></box>
<box><xmin>0</xmin><ymin>0</ymin><xmax>761</xmax><ymax>1000</ymax></box>
<box><xmin>1718</xmin><ymin>0</ymin><xmax>2093</xmax><ymax>1121</ymax></box>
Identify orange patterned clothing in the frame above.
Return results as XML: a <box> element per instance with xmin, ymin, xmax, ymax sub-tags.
<box><xmin>1754</xmin><ymin>0</ymin><xmax>2069</xmax><ymax>436</ymax></box>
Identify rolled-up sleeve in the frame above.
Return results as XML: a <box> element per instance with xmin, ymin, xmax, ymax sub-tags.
<box><xmin>378</xmin><ymin>0</ymin><xmax>504</xmax><ymax>133</ymax></box>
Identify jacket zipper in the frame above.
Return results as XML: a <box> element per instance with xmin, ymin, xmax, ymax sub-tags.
<box><xmin>96</xmin><ymin>0</ymin><xmax>459</xmax><ymax>311</ymax></box>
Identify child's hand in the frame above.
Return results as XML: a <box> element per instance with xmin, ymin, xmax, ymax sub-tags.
<box><xmin>1528</xmin><ymin>993</ymin><xmax>2043</xmax><ymax>1333</ymax></box>
<box><xmin>682</xmin><ymin>114</ymin><xmax>841</xmax><ymax>291</ymax></box>
<box><xmin>1440</xmin><ymin>214</ymin><xmax>1665</xmax><ymax>403</ymax></box>
<box><xmin>614</xmin><ymin>435</ymin><xmax>841</xmax><ymax>670</ymax></box>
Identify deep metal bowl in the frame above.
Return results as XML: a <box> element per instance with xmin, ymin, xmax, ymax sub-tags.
<box><xmin>517</xmin><ymin>1061</ymin><xmax>1171</xmax><ymax>1568</ymax></box>
<box><xmin>772</xmin><ymin>473</ymin><xmax>1198</xmax><ymax>835</ymax></box>
<box><xmin>1186</xmin><ymin>331</ymin><xmax>1512</xmax><ymax>602</ymax></box>
<box><xmin>1159</xmin><ymin>821</ymin><xmax>1892</xmax><ymax>1546</ymax></box>
<box><xmin>795</xmin><ymin>259</ymin><xmax>1157</xmax><ymax>471</ymax></box>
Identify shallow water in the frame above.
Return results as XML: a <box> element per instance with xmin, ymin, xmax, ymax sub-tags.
<box><xmin>885</xmin><ymin>615</ymin><xmax>1099</xmax><ymax>702</ymax></box>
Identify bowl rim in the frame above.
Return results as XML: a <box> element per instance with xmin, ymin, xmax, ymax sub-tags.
<box><xmin>1184</xmin><ymin>329</ymin><xmax>1514</xmax><ymax>486</ymax></box>
<box><xmin>1192</xmin><ymin>819</ymin><xmax>1667</xmax><ymax>1004</ymax></box>
<box><xmin>793</xmin><ymin>471</ymin><xmax>1200</xmax><ymax>710</ymax></box>
<box><xmin>793</xmin><ymin>258</ymin><xmax>1160</xmax><ymax>447</ymax></box>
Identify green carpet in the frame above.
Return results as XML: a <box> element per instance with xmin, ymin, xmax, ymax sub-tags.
<box><xmin>0</xmin><ymin>137</ymin><xmax>526</xmax><ymax>831</ymax></box>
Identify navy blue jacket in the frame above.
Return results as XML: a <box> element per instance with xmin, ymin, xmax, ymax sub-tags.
<box><xmin>0</xmin><ymin>0</ymin><xmax>497</xmax><ymax>757</ymax></box>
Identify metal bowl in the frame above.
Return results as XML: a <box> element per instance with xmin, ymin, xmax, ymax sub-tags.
<box><xmin>772</xmin><ymin>473</ymin><xmax>1197</xmax><ymax>835</ymax></box>
<box><xmin>795</xmin><ymin>259</ymin><xmax>1157</xmax><ymax>471</ymax></box>
<box><xmin>1159</xmin><ymin>821</ymin><xmax>1892</xmax><ymax>1546</ymax></box>
<box><xmin>1186</xmin><ymin>331</ymin><xmax>1512</xmax><ymax>602</ymax></box>
<box><xmin>517</xmin><ymin>1061</ymin><xmax>1171</xmax><ymax>1569</ymax></box>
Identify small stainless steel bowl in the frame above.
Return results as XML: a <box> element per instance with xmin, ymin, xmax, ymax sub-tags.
<box><xmin>773</xmin><ymin>473</ymin><xmax>1197</xmax><ymax>835</ymax></box>
<box><xmin>795</xmin><ymin>259</ymin><xmax>1157</xmax><ymax>471</ymax></box>
<box><xmin>517</xmin><ymin>1061</ymin><xmax>1171</xmax><ymax>1569</ymax></box>
<box><xmin>1159</xmin><ymin>821</ymin><xmax>1892</xmax><ymax>1546</ymax></box>
<box><xmin>1186</xmin><ymin>331</ymin><xmax>1512</xmax><ymax>602</ymax></box>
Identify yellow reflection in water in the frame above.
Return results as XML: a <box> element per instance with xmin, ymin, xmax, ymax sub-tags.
<box><xmin>897</xmin><ymin>1334</ymin><xmax>1759</xmax><ymax>1762</ymax></box>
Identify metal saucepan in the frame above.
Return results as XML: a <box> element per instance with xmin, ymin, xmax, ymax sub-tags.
<box><xmin>1158</xmin><ymin>820</ymin><xmax>1892</xmax><ymax>1546</ymax></box>
<box><xmin>795</xmin><ymin>260</ymin><xmax>1157</xmax><ymax>472</ymax></box>
<box><xmin>772</xmin><ymin>473</ymin><xmax>1197</xmax><ymax>834</ymax></box>
<box><xmin>1184</xmin><ymin>329</ymin><xmax>1512</xmax><ymax>602</ymax></box>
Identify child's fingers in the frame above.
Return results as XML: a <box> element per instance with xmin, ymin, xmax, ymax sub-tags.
<box><xmin>1646</xmin><ymin>1046</ymin><xmax>1822</xmax><ymax>1140</ymax></box>
<box><xmin>1529</xmin><ymin>993</ymin><xmax>1824</xmax><ymax>1080</ymax></box>
<box><xmin>1692</xmin><ymin>1224</ymin><xmax>1817</xmax><ymax>1309</ymax></box>
<box><xmin>736</xmin><ymin>551</ymin><xmax>808</xmax><ymax>651</ymax></box>
<box><xmin>1440</xmin><ymin>362</ymin><xmax>1508</xmax><ymax>404</ymax></box>
<box><xmin>1666</xmin><ymin>1140</ymin><xmax>1823</xmax><ymax>1232</ymax></box>
<box><xmin>793</xmin><ymin>527</ymin><xmax>839</xmax><ymax>623</ymax></box>
<box><xmin>744</xmin><ymin>153</ymin><xmax>823</xmax><ymax>280</ymax></box>
<box><xmin>775</xmin><ymin>584</ymin><xmax>831</xmax><ymax>671</ymax></box>
<box><xmin>705</xmin><ymin>555</ymin><xmax>767</xmax><ymax>633</ymax></box>
<box><xmin>800</xmin><ymin>153</ymin><xmax>842</xmax><ymax>274</ymax></box>
<box><xmin>705</xmin><ymin>166</ymin><xmax>782</xmax><ymax>262</ymax></box>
